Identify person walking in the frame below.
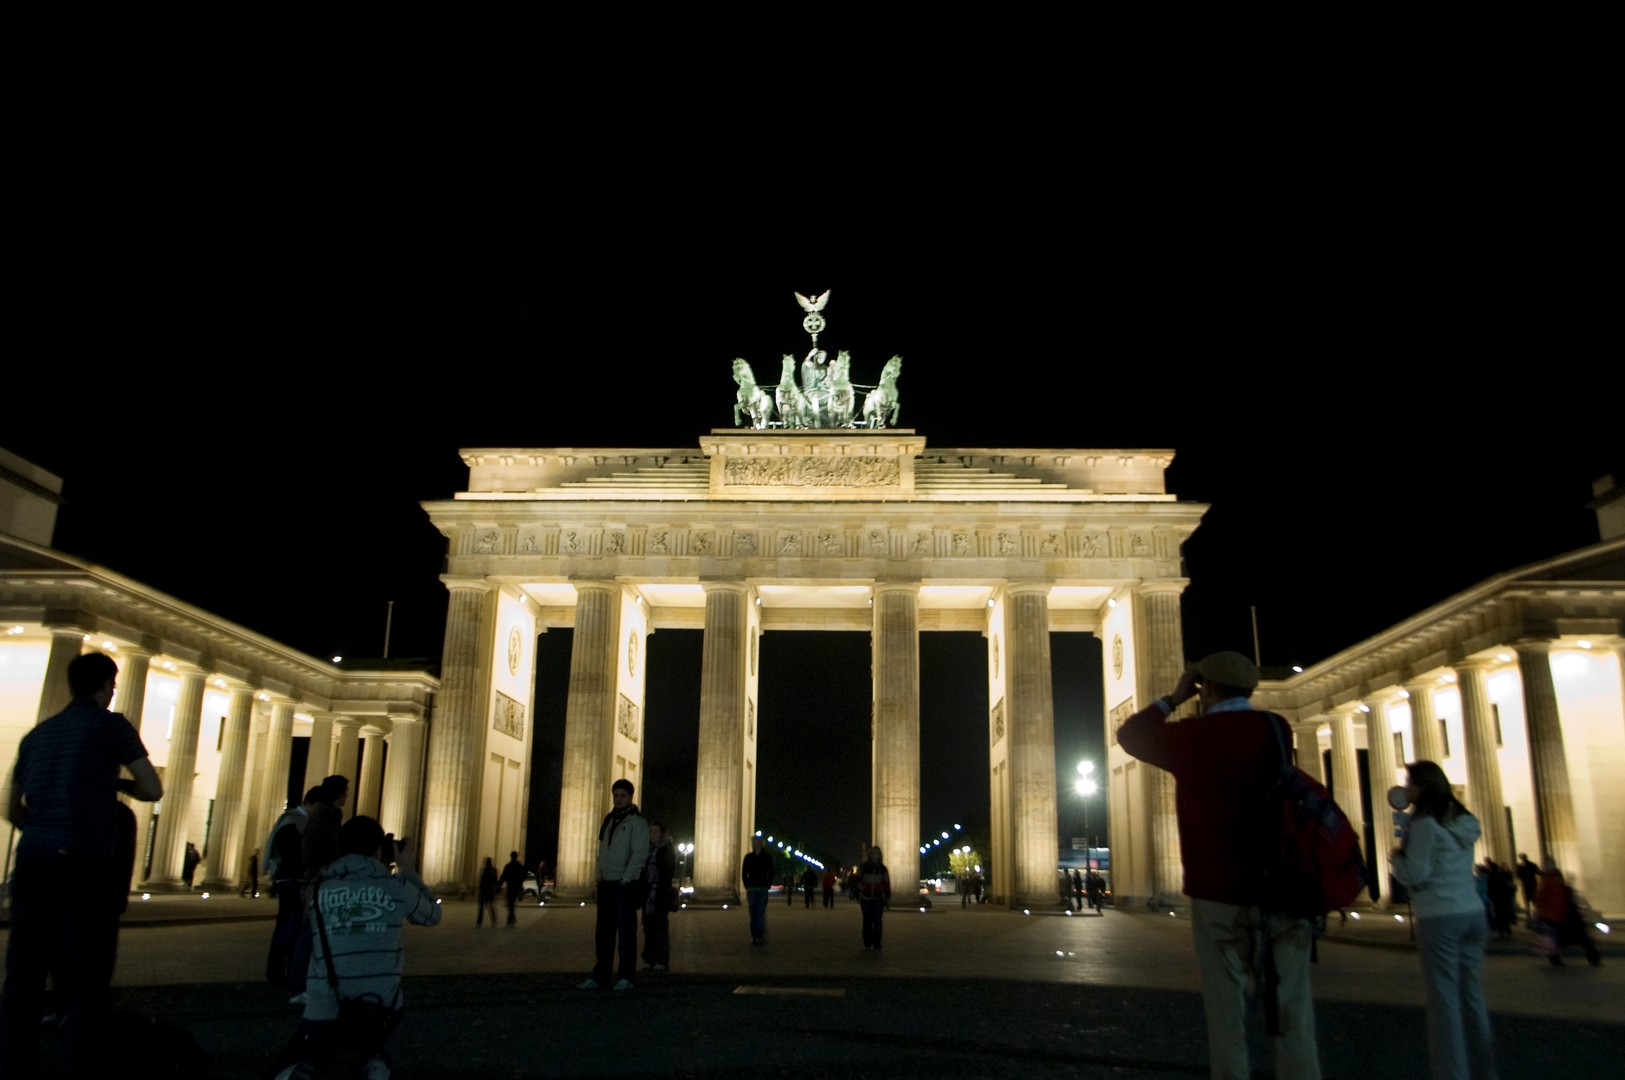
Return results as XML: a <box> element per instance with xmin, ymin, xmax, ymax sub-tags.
<box><xmin>1</xmin><ymin>651</ymin><xmax>164</xmax><ymax>1079</ymax></box>
<box><xmin>1071</xmin><ymin>868</ymin><xmax>1084</xmax><ymax>912</ymax></box>
<box><xmin>241</xmin><ymin>850</ymin><xmax>260</xmax><ymax>899</ymax></box>
<box><xmin>1389</xmin><ymin>760</ymin><xmax>1499</xmax><ymax>1080</ymax></box>
<box><xmin>801</xmin><ymin>866</ymin><xmax>818</xmax><ymax>909</ymax></box>
<box><xmin>1487</xmin><ymin>862</ymin><xmax>1516</xmax><ymax>941</ymax></box>
<box><xmin>856</xmin><ymin>846</ymin><xmax>891</xmax><ymax>950</ymax></box>
<box><xmin>641</xmin><ymin>822</ymin><xmax>676</xmax><ymax>972</ymax></box>
<box><xmin>498</xmin><ymin>851</ymin><xmax>527</xmax><ymax>927</ymax></box>
<box><xmin>785</xmin><ymin>865</ymin><xmax>798</xmax><ymax>906</ymax></box>
<box><xmin>821</xmin><ymin>867</ymin><xmax>837</xmax><ymax>908</ymax></box>
<box><xmin>578</xmin><ymin>778</ymin><xmax>648</xmax><ymax>990</ymax></box>
<box><xmin>182</xmin><ymin>841</ymin><xmax>202</xmax><ymax>889</ymax></box>
<box><xmin>476</xmin><ymin>857</ymin><xmax>499</xmax><ymax>927</ymax></box>
<box><xmin>1535</xmin><ymin>856</ymin><xmax>1602</xmax><ymax>966</ymax></box>
<box><xmin>1515</xmin><ymin>853</ymin><xmax>1540</xmax><ymax>928</ymax></box>
<box><xmin>740</xmin><ymin>836</ymin><xmax>776</xmax><ymax>945</ymax></box>
<box><xmin>1118</xmin><ymin>650</ymin><xmax>1324</xmax><ymax>1080</ymax></box>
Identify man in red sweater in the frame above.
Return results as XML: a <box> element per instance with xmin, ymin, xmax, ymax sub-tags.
<box><xmin>1118</xmin><ymin>650</ymin><xmax>1322</xmax><ymax>1080</ymax></box>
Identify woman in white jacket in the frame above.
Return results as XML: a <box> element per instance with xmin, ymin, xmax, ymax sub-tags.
<box><xmin>1389</xmin><ymin>760</ymin><xmax>1498</xmax><ymax>1080</ymax></box>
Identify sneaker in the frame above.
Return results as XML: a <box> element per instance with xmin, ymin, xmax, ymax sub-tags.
<box><xmin>288</xmin><ymin>992</ymin><xmax>308</xmax><ymax>1005</ymax></box>
<box><xmin>362</xmin><ymin>1057</ymin><xmax>391</xmax><ymax>1080</ymax></box>
<box><xmin>651</xmin><ymin>964</ymin><xmax>666</xmax><ymax>972</ymax></box>
<box><xmin>577</xmin><ymin>977</ymin><xmax>600</xmax><ymax>990</ymax></box>
<box><xmin>612</xmin><ymin>978</ymin><xmax>634</xmax><ymax>991</ymax></box>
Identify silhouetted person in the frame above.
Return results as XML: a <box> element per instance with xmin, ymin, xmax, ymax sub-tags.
<box><xmin>498</xmin><ymin>851</ymin><xmax>527</xmax><ymax>926</ymax></box>
<box><xmin>264</xmin><ymin>787</ymin><xmax>320</xmax><ymax>989</ymax></box>
<box><xmin>642</xmin><ymin>822</ymin><xmax>676</xmax><ymax>972</ymax></box>
<box><xmin>2</xmin><ymin>651</ymin><xmax>163</xmax><ymax>1078</ymax></box>
<box><xmin>182</xmin><ymin>841</ymin><xmax>202</xmax><ymax>889</ymax></box>
<box><xmin>802</xmin><ymin>866</ymin><xmax>818</xmax><ymax>908</ymax></box>
<box><xmin>741</xmin><ymin>837</ymin><xmax>776</xmax><ymax>945</ymax></box>
<box><xmin>477</xmin><ymin>857</ymin><xmax>499</xmax><ymax>927</ymax></box>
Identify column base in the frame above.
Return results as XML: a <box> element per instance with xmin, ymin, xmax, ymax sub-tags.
<box><xmin>137</xmin><ymin>879</ymin><xmax>194</xmax><ymax>894</ymax></box>
<box><xmin>687</xmin><ymin>887</ymin><xmax>741</xmax><ymax>907</ymax></box>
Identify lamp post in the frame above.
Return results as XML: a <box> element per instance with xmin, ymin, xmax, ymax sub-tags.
<box><xmin>1076</xmin><ymin>760</ymin><xmax>1100</xmax><ymax>910</ymax></box>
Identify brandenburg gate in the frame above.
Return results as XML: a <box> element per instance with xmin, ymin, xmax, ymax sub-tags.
<box><xmin>417</xmin><ymin>428</ymin><xmax>1206</xmax><ymax>906</ymax></box>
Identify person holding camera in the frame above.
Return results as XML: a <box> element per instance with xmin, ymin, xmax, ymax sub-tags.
<box><xmin>271</xmin><ymin>815</ymin><xmax>441</xmax><ymax>1080</ymax></box>
<box><xmin>1388</xmin><ymin>760</ymin><xmax>1498</xmax><ymax>1080</ymax></box>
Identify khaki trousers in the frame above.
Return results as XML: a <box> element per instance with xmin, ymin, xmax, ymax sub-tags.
<box><xmin>1190</xmin><ymin>897</ymin><xmax>1321</xmax><ymax>1080</ymax></box>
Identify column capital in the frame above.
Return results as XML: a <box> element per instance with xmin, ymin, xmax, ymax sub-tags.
<box><xmin>872</xmin><ymin>581</ymin><xmax>921</xmax><ymax>598</ymax></box>
<box><xmin>1453</xmin><ymin>656</ymin><xmax>1496</xmax><ymax>673</ymax></box>
<box><xmin>332</xmin><ymin>714</ymin><xmax>363</xmax><ymax>731</ymax></box>
<box><xmin>1001</xmin><ymin>580</ymin><xmax>1053</xmax><ymax>599</ymax></box>
<box><xmin>700</xmin><ymin>580</ymin><xmax>750</xmax><ymax>597</ymax></box>
<box><xmin>1512</xmin><ymin>637</ymin><xmax>1555</xmax><ymax>655</ymax></box>
<box><xmin>1135</xmin><ymin>579</ymin><xmax>1188</xmax><ymax>600</ymax></box>
<box><xmin>439</xmin><ymin>576</ymin><xmax>494</xmax><ymax>596</ymax></box>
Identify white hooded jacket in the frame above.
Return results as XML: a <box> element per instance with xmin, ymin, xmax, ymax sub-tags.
<box><xmin>1389</xmin><ymin>809</ymin><xmax>1484</xmax><ymax>920</ymax></box>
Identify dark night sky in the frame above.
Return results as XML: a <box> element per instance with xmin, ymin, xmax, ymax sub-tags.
<box><xmin>7</xmin><ymin>163</ymin><xmax>1618</xmax><ymax>871</ymax></box>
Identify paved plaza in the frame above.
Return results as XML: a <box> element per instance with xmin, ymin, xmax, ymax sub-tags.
<box><xmin>4</xmin><ymin>892</ymin><xmax>1619</xmax><ymax>1078</ymax></box>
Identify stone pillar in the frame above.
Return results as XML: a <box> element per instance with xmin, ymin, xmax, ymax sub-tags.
<box><xmin>554</xmin><ymin>582</ymin><xmax>620</xmax><ymax>900</ymax></box>
<box><xmin>241</xmin><ymin>703</ymin><xmax>270</xmax><ymax>870</ymax></box>
<box><xmin>111</xmin><ymin>649</ymin><xmax>151</xmax><ymax>728</ymax></box>
<box><xmin>1362</xmin><ymin>697</ymin><xmax>1400</xmax><ymax>906</ymax></box>
<box><xmin>872</xmin><ymin>582</ymin><xmax>921</xmax><ymax>894</ymax></box>
<box><xmin>380</xmin><ymin>715</ymin><xmax>427</xmax><ymax>842</ymax></box>
<box><xmin>1005</xmin><ymin>582</ymin><xmax>1059</xmax><ymax>908</ymax></box>
<box><xmin>692</xmin><ymin>582</ymin><xmax>749</xmax><ymax>904</ymax></box>
<box><xmin>1514</xmin><ymin>640</ymin><xmax>1579</xmax><ymax>873</ymax></box>
<box><xmin>1293</xmin><ymin>721</ymin><xmax>1325</xmax><ymax>784</ymax></box>
<box><xmin>201</xmin><ymin>686</ymin><xmax>255</xmax><ymax>890</ymax></box>
<box><xmin>356</xmin><ymin>726</ymin><xmax>386</xmax><ymax>819</ymax></box>
<box><xmin>145</xmin><ymin>665</ymin><xmax>204</xmax><ymax>891</ymax></box>
<box><xmin>1405</xmin><ymin>679</ymin><xmax>1444</xmax><ymax>764</ymax></box>
<box><xmin>302</xmin><ymin>712</ymin><xmax>335</xmax><ymax>795</ymax></box>
<box><xmin>332</xmin><ymin>716</ymin><xmax>362</xmax><ymax>801</ymax></box>
<box><xmin>258</xmin><ymin>699</ymin><xmax>297</xmax><ymax>842</ymax></box>
<box><xmin>1133</xmin><ymin>582</ymin><xmax>1187</xmax><ymax>907</ymax></box>
<box><xmin>1326</xmin><ymin>709</ymin><xmax>1364</xmax><ymax>865</ymax></box>
<box><xmin>1457</xmin><ymin>660</ymin><xmax>1511</xmax><ymax>865</ymax></box>
<box><xmin>35</xmin><ymin>627</ymin><xmax>85</xmax><ymax>722</ymax></box>
<box><xmin>421</xmin><ymin>581</ymin><xmax>496</xmax><ymax>891</ymax></box>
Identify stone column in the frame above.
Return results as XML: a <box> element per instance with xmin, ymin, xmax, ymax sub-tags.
<box><xmin>1326</xmin><ymin>710</ymin><xmax>1364</xmax><ymax>863</ymax></box>
<box><xmin>201</xmin><ymin>686</ymin><xmax>255</xmax><ymax>890</ymax></box>
<box><xmin>356</xmin><ymin>726</ymin><xmax>386</xmax><ymax>819</ymax></box>
<box><xmin>1362</xmin><ymin>697</ymin><xmax>1400</xmax><ymax>906</ymax></box>
<box><xmin>1005</xmin><ymin>582</ymin><xmax>1059</xmax><ymax>908</ymax></box>
<box><xmin>111</xmin><ymin>648</ymin><xmax>154</xmax><ymax>897</ymax></box>
<box><xmin>872</xmin><ymin>582</ymin><xmax>921</xmax><ymax>893</ymax></box>
<box><xmin>35</xmin><ymin>627</ymin><xmax>86</xmax><ymax>722</ymax></box>
<box><xmin>1457</xmin><ymin>660</ymin><xmax>1511</xmax><ymax>865</ymax></box>
<box><xmin>380</xmin><ymin>715</ymin><xmax>427</xmax><ymax>842</ymax></box>
<box><xmin>1293</xmin><ymin>721</ymin><xmax>1325</xmax><ymax>784</ymax></box>
<box><xmin>554</xmin><ymin>582</ymin><xmax>620</xmax><ymax>900</ymax></box>
<box><xmin>111</xmin><ymin>648</ymin><xmax>151</xmax><ymax>728</ymax></box>
<box><xmin>1405</xmin><ymin>679</ymin><xmax>1444</xmax><ymax>764</ymax></box>
<box><xmin>1514</xmin><ymin>640</ymin><xmax>1579</xmax><ymax>873</ymax></box>
<box><xmin>302</xmin><ymin>712</ymin><xmax>335</xmax><ymax>795</ymax></box>
<box><xmin>241</xmin><ymin>703</ymin><xmax>271</xmax><ymax>870</ymax></box>
<box><xmin>1133</xmin><ymin>582</ymin><xmax>1187</xmax><ymax>907</ymax></box>
<box><xmin>145</xmin><ymin>665</ymin><xmax>204</xmax><ymax>891</ymax></box>
<box><xmin>692</xmin><ymin>582</ymin><xmax>749</xmax><ymax>904</ymax></box>
<box><xmin>332</xmin><ymin>716</ymin><xmax>362</xmax><ymax>800</ymax></box>
<box><xmin>421</xmin><ymin>581</ymin><xmax>496</xmax><ymax>891</ymax></box>
<box><xmin>258</xmin><ymin>698</ymin><xmax>297</xmax><ymax>842</ymax></box>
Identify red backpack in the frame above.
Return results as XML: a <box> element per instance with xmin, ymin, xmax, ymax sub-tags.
<box><xmin>1256</xmin><ymin>712</ymin><xmax>1371</xmax><ymax>1035</ymax></box>
<box><xmin>1260</xmin><ymin>712</ymin><xmax>1370</xmax><ymax>920</ymax></box>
